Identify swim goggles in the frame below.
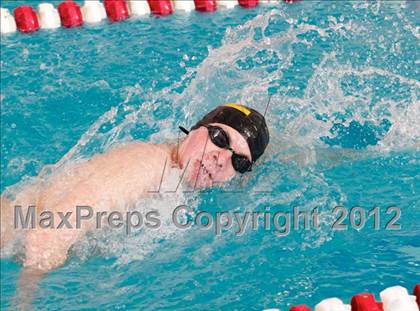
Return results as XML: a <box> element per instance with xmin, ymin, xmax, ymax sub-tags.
<box><xmin>179</xmin><ymin>125</ymin><xmax>253</xmax><ymax>174</ymax></box>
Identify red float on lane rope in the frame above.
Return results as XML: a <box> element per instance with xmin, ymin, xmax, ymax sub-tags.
<box><xmin>13</xmin><ymin>6</ymin><xmax>39</xmax><ymax>33</ymax></box>
<box><xmin>238</xmin><ymin>0</ymin><xmax>259</xmax><ymax>8</ymax></box>
<box><xmin>414</xmin><ymin>284</ymin><xmax>420</xmax><ymax>309</ymax></box>
<box><xmin>147</xmin><ymin>0</ymin><xmax>173</xmax><ymax>16</ymax></box>
<box><xmin>290</xmin><ymin>304</ymin><xmax>311</xmax><ymax>311</ymax></box>
<box><xmin>104</xmin><ymin>0</ymin><xmax>129</xmax><ymax>22</ymax></box>
<box><xmin>194</xmin><ymin>0</ymin><xmax>217</xmax><ymax>12</ymax></box>
<box><xmin>58</xmin><ymin>1</ymin><xmax>83</xmax><ymax>28</ymax></box>
<box><xmin>351</xmin><ymin>293</ymin><xmax>383</xmax><ymax>311</ymax></box>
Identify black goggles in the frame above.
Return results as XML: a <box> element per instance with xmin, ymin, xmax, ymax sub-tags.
<box><xmin>179</xmin><ymin>125</ymin><xmax>253</xmax><ymax>174</ymax></box>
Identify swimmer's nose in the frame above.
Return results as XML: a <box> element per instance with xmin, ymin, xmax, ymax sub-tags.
<box><xmin>210</xmin><ymin>149</ymin><xmax>232</xmax><ymax>170</ymax></box>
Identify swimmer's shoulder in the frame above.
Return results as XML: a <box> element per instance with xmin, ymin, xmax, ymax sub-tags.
<box><xmin>110</xmin><ymin>141</ymin><xmax>166</xmax><ymax>154</ymax></box>
<box><xmin>88</xmin><ymin>141</ymin><xmax>169</xmax><ymax>164</ymax></box>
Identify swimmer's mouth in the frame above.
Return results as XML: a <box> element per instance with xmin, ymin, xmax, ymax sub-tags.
<box><xmin>190</xmin><ymin>160</ymin><xmax>214</xmax><ymax>187</ymax></box>
<box><xmin>200</xmin><ymin>162</ymin><xmax>213</xmax><ymax>180</ymax></box>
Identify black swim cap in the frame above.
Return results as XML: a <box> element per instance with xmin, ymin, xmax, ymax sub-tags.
<box><xmin>191</xmin><ymin>104</ymin><xmax>269</xmax><ymax>162</ymax></box>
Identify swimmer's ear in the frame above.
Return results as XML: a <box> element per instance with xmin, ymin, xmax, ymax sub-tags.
<box><xmin>179</xmin><ymin>126</ymin><xmax>190</xmax><ymax>135</ymax></box>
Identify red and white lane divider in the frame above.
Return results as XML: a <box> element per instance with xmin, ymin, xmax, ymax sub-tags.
<box><xmin>0</xmin><ymin>0</ymin><xmax>298</xmax><ymax>35</ymax></box>
<box><xmin>263</xmin><ymin>284</ymin><xmax>420</xmax><ymax>311</ymax></box>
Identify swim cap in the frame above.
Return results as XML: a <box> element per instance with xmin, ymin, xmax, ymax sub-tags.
<box><xmin>191</xmin><ymin>104</ymin><xmax>269</xmax><ymax>162</ymax></box>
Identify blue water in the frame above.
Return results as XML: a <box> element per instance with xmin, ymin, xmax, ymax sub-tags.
<box><xmin>1</xmin><ymin>1</ymin><xmax>419</xmax><ymax>310</ymax></box>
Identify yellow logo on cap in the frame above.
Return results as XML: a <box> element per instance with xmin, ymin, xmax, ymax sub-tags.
<box><xmin>224</xmin><ymin>103</ymin><xmax>251</xmax><ymax>116</ymax></box>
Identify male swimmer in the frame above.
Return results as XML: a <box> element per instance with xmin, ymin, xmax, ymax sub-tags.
<box><xmin>1</xmin><ymin>104</ymin><xmax>269</xmax><ymax>277</ymax></box>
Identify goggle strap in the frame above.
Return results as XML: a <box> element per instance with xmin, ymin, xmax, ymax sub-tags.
<box><xmin>179</xmin><ymin>126</ymin><xmax>190</xmax><ymax>135</ymax></box>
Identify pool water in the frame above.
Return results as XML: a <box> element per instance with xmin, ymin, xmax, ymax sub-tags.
<box><xmin>1</xmin><ymin>1</ymin><xmax>419</xmax><ymax>310</ymax></box>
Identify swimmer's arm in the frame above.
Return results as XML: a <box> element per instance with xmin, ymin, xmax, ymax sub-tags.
<box><xmin>12</xmin><ymin>267</ymin><xmax>45</xmax><ymax>311</ymax></box>
<box><xmin>13</xmin><ymin>185</ymin><xmax>97</xmax><ymax>309</ymax></box>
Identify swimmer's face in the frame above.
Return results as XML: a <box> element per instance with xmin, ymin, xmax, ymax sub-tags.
<box><xmin>178</xmin><ymin>123</ymin><xmax>252</xmax><ymax>188</ymax></box>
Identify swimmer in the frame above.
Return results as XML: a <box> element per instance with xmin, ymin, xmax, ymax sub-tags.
<box><xmin>1</xmin><ymin>104</ymin><xmax>269</xmax><ymax>307</ymax></box>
